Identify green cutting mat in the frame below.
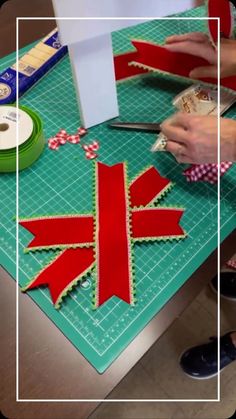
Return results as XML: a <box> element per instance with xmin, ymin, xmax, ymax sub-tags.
<box><xmin>1</xmin><ymin>7</ymin><xmax>236</xmax><ymax>374</ymax></box>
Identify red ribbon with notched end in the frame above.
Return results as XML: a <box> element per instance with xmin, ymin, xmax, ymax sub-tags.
<box><xmin>20</xmin><ymin>215</ymin><xmax>94</xmax><ymax>251</ymax></box>
<box><xmin>123</xmin><ymin>40</ymin><xmax>236</xmax><ymax>91</ymax></box>
<box><xmin>129</xmin><ymin>166</ymin><xmax>171</xmax><ymax>207</ymax></box>
<box><xmin>20</xmin><ymin>163</ymin><xmax>185</xmax><ymax>308</ymax></box>
<box><xmin>95</xmin><ymin>162</ymin><xmax>133</xmax><ymax>307</ymax></box>
<box><xmin>131</xmin><ymin>208</ymin><xmax>185</xmax><ymax>241</ymax></box>
<box><xmin>22</xmin><ymin>248</ymin><xmax>95</xmax><ymax>307</ymax></box>
<box><xmin>114</xmin><ymin>50</ymin><xmax>148</xmax><ymax>81</ymax></box>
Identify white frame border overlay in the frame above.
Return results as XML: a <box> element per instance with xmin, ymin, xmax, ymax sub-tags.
<box><xmin>16</xmin><ymin>15</ymin><xmax>221</xmax><ymax>403</ymax></box>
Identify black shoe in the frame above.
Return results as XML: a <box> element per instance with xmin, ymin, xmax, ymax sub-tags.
<box><xmin>180</xmin><ymin>332</ymin><xmax>236</xmax><ymax>379</ymax></box>
<box><xmin>211</xmin><ymin>272</ymin><xmax>236</xmax><ymax>301</ymax></box>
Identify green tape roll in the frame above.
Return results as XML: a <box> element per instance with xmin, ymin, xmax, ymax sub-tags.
<box><xmin>0</xmin><ymin>105</ymin><xmax>45</xmax><ymax>173</ymax></box>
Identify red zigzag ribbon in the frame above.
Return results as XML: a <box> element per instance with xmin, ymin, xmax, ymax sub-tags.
<box><xmin>114</xmin><ymin>41</ymin><xmax>236</xmax><ymax>90</ymax></box>
<box><xmin>20</xmin><ymin>163</ymin><xmax>185</xmax><ymax>308</ymax></box>
<box><xmin>127</xmin><ymin>40</ymin><xmax>236</xmax><ymax>92</ymax></box>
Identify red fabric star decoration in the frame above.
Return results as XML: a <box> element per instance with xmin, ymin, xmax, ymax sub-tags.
<box><xmin>20</xmin><ymin>163</ymin><xmax>186</xmax><ymax>308</ymax></box>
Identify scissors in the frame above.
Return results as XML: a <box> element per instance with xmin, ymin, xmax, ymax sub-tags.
<box><xmin>108</xmin><ymin>121</ymin><xmax>161</xmax><ymax>133</ymax></box>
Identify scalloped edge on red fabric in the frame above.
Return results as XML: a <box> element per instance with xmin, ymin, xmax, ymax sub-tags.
<box><xmin>114</xmin><ymin>50</ymin><xmax>149</xmax><ymax>81</ymax></box>
<box><xmin>129</xmin><ymin>39</ymin><xmax>236</xmax><ymax>92</ymax></box>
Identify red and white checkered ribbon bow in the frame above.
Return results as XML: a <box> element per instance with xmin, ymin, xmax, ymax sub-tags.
<box><xmin>82</xmin><ymin>140</ymin><xmax>99</xmax><ymax>159</ymax></box>
<box><xmin>183</xmin><ymin>162</ymin><xmax>233</xmax><ymax>184</ymax></box>
<box><xmin>48</xmin><ymin>128</ymin><xmax>85</xmax><ymax>150</ymax></box>
<box><xmin>48</xmin><ymin>128</ymin><xmax>100</xmax><ymax>160</ymax></box>
<box><xmin>226</xmin><ymin>259</ymin><xmax>236</xmax><ymax>270</ymax></box>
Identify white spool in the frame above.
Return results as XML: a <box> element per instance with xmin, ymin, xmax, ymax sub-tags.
<box><xmin>0</xmin><ymin>106</ymin><xmax>34</xmax><ymax>150</ymax></box>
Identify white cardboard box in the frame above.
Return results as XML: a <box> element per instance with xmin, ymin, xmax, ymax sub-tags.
<box><xmin>52</xmin><ymin>0</ymin><xmax>196</xmax><ymax>127</ymax></box>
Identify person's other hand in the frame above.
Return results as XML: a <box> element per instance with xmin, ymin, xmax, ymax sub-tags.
<box><xmin>164</xmin><ymin>32</ymin><xmax>236</xmax><ymax>79</ymax></box>
<box><xmin>161</xmin><ymin>113</ymin><xmax>236</xmax><ymax>163</ymax></box>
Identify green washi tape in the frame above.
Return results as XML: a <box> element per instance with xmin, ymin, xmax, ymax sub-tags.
<box><xmin>0</xmin><ymin>105</ymin><xmax>45</xmax><ymax>173</ymax></box>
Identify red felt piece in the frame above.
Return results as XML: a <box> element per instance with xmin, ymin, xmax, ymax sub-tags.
<box><xmin>131</xmin><ymin>208</ymin><xmax>185</xmax><ymax>239</ymax></box>
<box><xmin>208</xmin><ymin>0</ymin><xmax>233</xmax><ymax>43</ymax></box>
<box><xmin>25</xmin><ymin>248</ymin><xmax>94</xmax><ymax>305</ymax></box>
<box><xmin>114</xmin><ymin>50</ymin><xmax>148</xmax><ymax>80</ymax></box>
<box><xmin>96</xmin><ymin>162</ymin><xmax>132</xmax><ymax>307</ymax></box>
<box><xmin>130</xmin><ymin>166</ymin><xmax>171</xmax><ymax>207</ymax></box>
<box><xmin>131</xmin><ymin>40</ymin><xmax>236</xmax><ymax>91</ymax></box>
<box><xmin>20</xmin><ymin>215</ymin><xmax>94</xmax><ymax>249</ymax></box>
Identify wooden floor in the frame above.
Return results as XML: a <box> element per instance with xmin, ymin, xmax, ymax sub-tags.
<box><xmin>1</xmin><ymin>1</ymin><xmax>235</xmax><ymax>418</ymax></box>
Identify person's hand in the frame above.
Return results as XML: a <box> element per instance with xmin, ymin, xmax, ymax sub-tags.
<box><xmin>164</xmin><ymin>32</ymin><xmax>236</xmax><ymax>79</ymax></box>
<box><xmin>161</xmin><ymin>113</ymin><xmax>236</xmax><ymax>163</ymax></box>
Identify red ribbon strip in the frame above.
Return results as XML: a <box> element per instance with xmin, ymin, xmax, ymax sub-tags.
<box><xmin>207</xmin><ymin>0</ymin><xmax>233</xmax><ymax>44</ymax></box>
<box><xmin>132</xmin><ymin>208</ymin><xmax>185</xmax><ymax>240</ymax></box>
<box><xmin>20</xmin><ymin>215</ymin><xmax>94</xmax><ymax>250</ymax></box>
<box><xmin>95</xmin><ymin>162</ymin><xmax>132</xmax><ymax>306</ymax></box>
<box><xmin>129</xmin><ymin>166</ymin><xmax>171</xmax><ymax>207</ymax></box>
<box><xmin>128</xmin><ymin>40</ymin><xmax>236</xmax><ymax>91</ymax></box>
<box><xmin>20</xmin><ymin>164</ymin><xmax>185</xmax><ymax>308</ymax></box>
<box><xmin>23</xmin><ymin>248</ymin><xmax>94</xmax><ymax>307</ymax></box>
<box><xmin>131</xmin><ymin>40</ymin><xmax>209</xmax><ymax>78</ymax></box>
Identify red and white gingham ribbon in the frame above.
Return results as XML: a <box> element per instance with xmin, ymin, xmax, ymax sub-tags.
<box><xmin>48</xmin><ymin>128</ymin><xmax>99</xmax><ymax>160</ymax></box>
<box><xmin>85</xmin><ymin>151</ymin><xmax>98</xmax><ymax>160</ymax></box>
<box><xmin>77</xmin><ymin>127</ymin><xmax>87</xmax><ymax>136</ymax></box>
<box><xmin>82</xmin><ymin>140</ymin><xmax>100</xmax><ymax>159</ymax></box>
<box><xmin>48</xmin><ymin>137</ymin><xmax>60</xmax><ymax>150</ymax></box>
<box><xmin>67</xmin><ymin>134</ymin><xmax>80</xmax><ymax>144</ymax></box>
<box><xmin>48</xmin><ymin>128</ymin><xmax>82</xmax><ymax>150</ymax></box>
<box><xmin>226</xmin><ymin>259</ymin><xmax>236</xmax><ymax>270</ymax></box>
<box><xmin>82</xmin><ymin>140</ymin><xmax>100</xmax><ymax>152</ymax></box>
<box><xmin>183</xmin><ymin>162</ymin><xmax>232</xmax><ymax>184</ymax></box>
